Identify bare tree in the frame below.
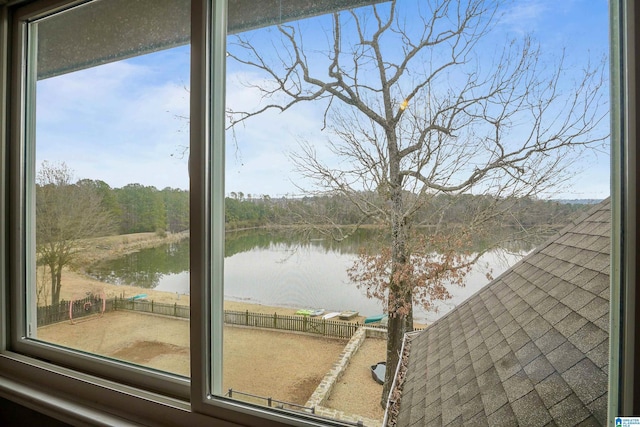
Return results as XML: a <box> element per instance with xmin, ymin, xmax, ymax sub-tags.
<box><xmin>36</xmin><ymin>161</ymin><xmax>116</xmax><ymax>306</ymax></box>
<box><xmin>227</xmin><ymin>0</ymin><xmax>608</xmax><ymax>405</ymax></box>
<box><xmin>36</xmin><ymin>263</ymin><xmax>51</xmax><ymax>307</ymax></box>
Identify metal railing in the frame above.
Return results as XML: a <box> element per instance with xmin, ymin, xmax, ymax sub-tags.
<box><xmin>37</xmin><ymin>298</ymin><xmax>397</xmax><ymax>341</ymax></box>
<box><xmin>225</xmin><ymin>388</ymin><xmax>315</xmax><ymax>414</ymax></box>
<box><xmin>224</xmin><ymin>310</ymin><xmax>365</xmax><ymax>339</ymax></box>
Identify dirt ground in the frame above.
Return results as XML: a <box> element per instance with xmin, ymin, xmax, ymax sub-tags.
<box><xmin>327</xmin><ymin>337</ymin><xmax>387</xmax><ymax>420</ymax></box>
<box><xmin>37</xmin><ymin>312</ymin><xmax>347</xmax><ymax>406</ymax></box>
<box><xmin>37</xmin><ymin>311</ymin><xmax>386</xmax><ymax>419</ymax></box>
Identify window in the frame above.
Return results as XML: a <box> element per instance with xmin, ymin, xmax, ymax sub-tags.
<box><xmin>9</xmin><ymin>0</ymin><xmax>192</xmax><ymax>400</ymax></box>
<box><xmin>26</xmin><ymin>0</ymin><xmax>191</xmax><ymax>378</ymax></box>
<box><xmin>0</xmin><ymin>1</ymin><xmax>636</xmax><ymax>427</ymax></box>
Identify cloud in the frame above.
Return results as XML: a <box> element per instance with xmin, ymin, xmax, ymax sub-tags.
<box><xmin>500</xmin><ymin>1</ymin><xmax>548</xmax><ymax>24</ymax></box>
<box><xmin>33</xmin><ymin>4</ymin><xmax>609</xmax><ymax>201</ymax></box>
<box><xmin>497</xmin><ymin>0</ymin><xmax>583</xmax><ymax>36</ymax></box>
<box><xmin>225</xmin><ymin>70</ymin><xmax>333</xmax><ymax>196</ymax></box>
<box><xmin>35</xmin><ymin>48</ymin><xmax>190</xmax><ymax>190</ymax></box>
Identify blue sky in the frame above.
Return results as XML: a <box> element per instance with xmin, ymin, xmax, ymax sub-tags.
<box><xmin>35</xmin><ymin>0</ymin><xmax>610</xmax><ymax>199</ymax></box>
<box><xmin>36</xmin><ymin>47</ymin><xmax>191</xmax><ymax>190</ymax></box>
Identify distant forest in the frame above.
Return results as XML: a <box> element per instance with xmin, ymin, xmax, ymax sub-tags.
<box><xmin>72</xmin><ymin>179</ymin><xmax>597</xmax><ymax>236</ymax></box>
<box><xmin>225</xmin><ymin>192</ymin><xmax>597</xmax><ymax>232</ymax></box>
<box><xmin>68</xmin><ymin>180</ymin><xmax>597</xmax><ymax>236</ymax></box>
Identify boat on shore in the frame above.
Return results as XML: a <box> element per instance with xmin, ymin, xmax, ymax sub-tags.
<box><xmin>364</xmin><ymin>314</ymin><xmax>388</xmax><ymax>324</ymax></box>
<box><xmin>322</xmin><ymin>312</ymin><xmax>340</xmax><ymax>320</ymax></box>
<box><xmin>295</xmin><ymin>308</ymin><xmax>325</xmax><ymax>317</ymax></box>
<box><xmin>339</xmin><ymin>310</ymin><xmax>359</xmax><ymax>320</ymax></box>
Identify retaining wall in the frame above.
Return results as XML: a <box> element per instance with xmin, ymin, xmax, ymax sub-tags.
<box><xmin>305</xmin><ymin>327</ymin><xmax>387</xmax><ymax>427</ymax></box>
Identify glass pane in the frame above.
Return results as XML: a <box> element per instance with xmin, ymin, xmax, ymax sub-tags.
<box><xmin>223</xmin><ymin>0</ymin><xmax>610</xmax><ymax>424</ymax></box>
<box><xmin>28</xmin><ymin>0</ymin><xmax>191</xmax><ymax>377</ymax></box>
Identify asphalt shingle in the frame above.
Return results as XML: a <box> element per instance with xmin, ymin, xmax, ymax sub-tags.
<box><xmin>549</xmin><ymin>394</ymin><xmax>591</xmax><ymax>427</ymax></box>
<box><xmin>391</xmin><ymin>200</ymin><xmax>610</xmax><ymax>426</ymax></box>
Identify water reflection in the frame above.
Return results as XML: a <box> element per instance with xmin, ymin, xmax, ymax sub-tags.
<box><xmin>225</xmin><ymin>228</ymin><xmax>381</xmax><ymax>256</ymax></box>
<box><xmin>87</xmin><ymin>229</ymin><xmax>534</xmax><ymax>323</ymax></box>
<box><xmin>86</xmin><ymin>241</ymin><xmax>189</xmax><ymax>289</ymax></box>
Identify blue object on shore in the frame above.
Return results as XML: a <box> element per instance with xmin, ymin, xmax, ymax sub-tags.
<box><xmin>128</xmin><ymin>293</ymin><xmax>147</xmax><ymax>301</ymax></box>
<box><xmin>364</xmin><ymin>314</ymin><xmax>388</xmax><ymax>324</ymax></box>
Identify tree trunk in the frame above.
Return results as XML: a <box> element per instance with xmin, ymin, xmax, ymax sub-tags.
<box><xmin>381</xmin><ymin>239</ymin><xmax>414</xmax><ymax>407</ymax></box>
<box><xmin>50</xmin><ymin>264</ymin><xmax>62</xmax><ymax>306</ymax></box>
<box><xmin>381</xmin><ymin>132</ymin><xmax>413</xmax><ymax>407</ymax></box>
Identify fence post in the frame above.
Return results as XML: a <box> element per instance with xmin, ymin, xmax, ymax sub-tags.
<box><xmin>228</xmin><ymin>389</ymin><xmax>233</xmax><ymax>398</ymax></box>
<box><xmin>267</xmin><ymin>397</ymin><xmax>272</xmax><ymax>407</ymax></box>
<box><xmin>273</xmin><ymin>313</ymin><xmax>277</xmax><ymax>329</ymax></box>
<box><xmin>245</xmin><ymin>310</ymin><xmax>249</xmax><ymax>326</ymax></box>
<box><xmin>174</xmin><ymin>303</ymin><xmax>177</xmax><ymax>317</ymax></box>
<box><xmin>303</xmin><ymin>315</ymin><xmax>307</xmax><ymax>333</ymax></box>
<box><xmin>151</xmin><ymin>300</ymin><xmax>154</xmax><ymax>313</ymax></box>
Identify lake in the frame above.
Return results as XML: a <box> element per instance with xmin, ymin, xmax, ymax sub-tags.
<box><xmin>86</xmin><ymin>229</ymin><xmax>529</xmax><ymax>323</ymax></box>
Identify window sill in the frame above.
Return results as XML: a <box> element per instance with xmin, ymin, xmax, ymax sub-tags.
<box><xmin>0</xmin><ymin>351</ymin><xmax>340</xmax><ymax>427</ymax></box>
<box><xmin>0</xmin><ymin>351</ymin><xmax>231</xmax><ymax>427</ymax></box>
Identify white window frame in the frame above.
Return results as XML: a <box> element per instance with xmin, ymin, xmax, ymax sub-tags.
<box><xmin>0</xmin><ymin>0</ymin><xmax>635</xmax><ymax>426</ymax></box>
<box><xmin>7</xmin><ymin>0</ymin><xmax>192</xmax><ymax>401</ymax></box>
<box><xmin>609</xmin><ymin>0</ymin><xmax>639</xmax><ymax>419</ymax></box>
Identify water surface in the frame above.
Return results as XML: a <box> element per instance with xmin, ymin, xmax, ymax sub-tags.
<box><xmin>87</xmin><ymin>230</ymin><xmax>527</xmax><ymax>323</ymax></box>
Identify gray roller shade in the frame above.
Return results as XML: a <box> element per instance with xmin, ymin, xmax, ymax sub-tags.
<box><xmin>36</xmin><ymin>0</ymin><xmax>385</xmax><ymax>79</ymax></box>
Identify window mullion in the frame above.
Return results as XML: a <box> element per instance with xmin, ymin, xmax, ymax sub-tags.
<box><xmin>189</xmin><ymin>0</ymin><xmax>213</xmax><ymax>410</ymax></box>
<box><xmin>209</xmin><ymin>0</ymin><xmax>226</xmax><ymax>398</ymax></box>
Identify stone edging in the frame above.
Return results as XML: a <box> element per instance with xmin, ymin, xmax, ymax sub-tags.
<box><xmin>305</xmin><ymin>327</ymin><xmax>387</xmax><ymax>426</ymax></box>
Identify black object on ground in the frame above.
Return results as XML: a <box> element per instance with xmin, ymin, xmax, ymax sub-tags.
<box><xmin>370</xmin><ymin>361</ymin><xmax>386</xmax><ymax>385</ymax></box>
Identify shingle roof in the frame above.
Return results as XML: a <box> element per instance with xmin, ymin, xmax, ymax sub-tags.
<box><xmin>391</xmin><ymin>199</ymin><xmax>610</xmax><ymax>427</ymax></box>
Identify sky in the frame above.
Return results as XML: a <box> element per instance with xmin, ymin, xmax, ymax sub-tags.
<box><xmin>35</xmin><ymin>0</ymin><xmax>611</xmax><ymax>200</ymax></box>
<box><xmin>36</xmin><ymin>47</ymin><xmax>191</xmax><ymax>190</ymax></box>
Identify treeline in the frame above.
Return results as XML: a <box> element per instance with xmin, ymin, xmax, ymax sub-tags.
<box><xmin>224</xmin><ymin>192</ymin><xmax>594</xmax><ymax>231</ymax></box>
<box><xmin>58</xmin><ymin>180</ymin><xmax>595</xmax><ymax>235</ymax></box>
<box><xmin>75</xmin><ymin>180</ymin><xmax>189</xmax><ymax>235</ymax></box>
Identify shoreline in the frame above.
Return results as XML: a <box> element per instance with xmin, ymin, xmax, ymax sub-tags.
<box><xmin>73</xmin><ymin>231</ymin><xmax>189</xmax><ymax>267</ymax></box>
<box><xmin>58</xmin><ymin>270</ymin><xmax>427</xmax><ymax>327</ymax></box>
<box><xmin>46</xmin><ymin>231</ymin><xmax>425</xmax><ymax>328</ymax></box>
<box><xmin>58</xmin><ymin>268</ymin><xmax>372</xmax><ymax>324</ymax></box>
